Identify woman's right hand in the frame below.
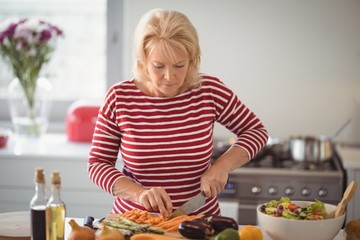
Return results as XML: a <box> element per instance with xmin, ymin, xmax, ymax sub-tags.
<box><xmin>137</xmin><ymin>187</ymin><xmax>173</xmax><ymax>218</ymax></box>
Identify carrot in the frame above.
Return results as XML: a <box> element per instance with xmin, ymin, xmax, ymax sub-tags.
<box><xmin>155</xmin><ymin>215</ymin><xmax>187</xmax><ymax>227</ymax></box>
<box><xmin>121</xmin><ymin>209</ymin><xmax>164</xmax><ymax>225</ymax></box>
<box><xmin>156</xmin><ymin>215</ymin><xmax>203</xmax><ymax>232</ymax></box>
<box><xmin>130</xmin><ymin>233</ymin><xmax>180</xmax><ymax>240</ymax></box>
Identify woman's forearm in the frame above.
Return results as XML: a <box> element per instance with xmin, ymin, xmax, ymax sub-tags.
<box><xmin>213</xmin><ymin>145</ymin><xmax>249</xmax><ymax>173</ymax></box>
<box><xmin>112</xmin><ymin>177</ymin><xmax>144</xmax><ymax>202</ymax></box>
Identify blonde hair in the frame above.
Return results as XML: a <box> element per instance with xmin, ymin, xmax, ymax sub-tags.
<box><xmin>133</xmin><ymin>9</ymin><xmax>201</xmax><ymax>88</ymax></box>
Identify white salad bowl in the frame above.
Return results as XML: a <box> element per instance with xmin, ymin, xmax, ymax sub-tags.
<box><xmin>257</xmin><ymin>200</ymin><xmax>345</xmax><ymax>240</ymax></box>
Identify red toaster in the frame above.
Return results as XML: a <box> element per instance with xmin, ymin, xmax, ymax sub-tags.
<box><xmin>66</xmin><ymin>100</ymin><xmax>101</xmax><ymax>142</ymax></box>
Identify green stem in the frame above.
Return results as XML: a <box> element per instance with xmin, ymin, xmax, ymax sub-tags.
<box><xmin>19</xmin><ymin>79</ymin><xmax>41</xmax><ymax>136</ymax></box>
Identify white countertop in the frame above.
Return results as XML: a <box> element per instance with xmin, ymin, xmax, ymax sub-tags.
<box><xmin>336</xmin><ymin>145</ymin><xmax>360</xmax><ymax>169</ymax></box>
<box><xmin>0</xmin><ymin>133</ymin><xmax>92</xmax><ymax>161</ymax></box>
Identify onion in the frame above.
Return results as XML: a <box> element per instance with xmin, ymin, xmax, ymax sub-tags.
<box><xmin>67</xmin><ymin>219</ymin><xmax>96</xmax><ymax>240</ymax></box>
<box><xmin>96</xmin><ymin>222</ymin><xmax>125</xmax><ymax>240</ymax></box>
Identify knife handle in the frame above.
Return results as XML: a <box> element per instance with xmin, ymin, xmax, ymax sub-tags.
<box><xmin>83</xmin><ymin>216</ymin><xmax>95</xmax><ymax>229</ymax></box>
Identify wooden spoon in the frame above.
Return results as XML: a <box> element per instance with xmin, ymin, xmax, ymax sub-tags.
<box><xmin>331</xmin><ymin>181</ymin><xmax>358</xmax><ymax>218</ymax></box>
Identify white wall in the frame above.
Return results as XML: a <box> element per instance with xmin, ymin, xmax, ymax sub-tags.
<box><xmin>122</xmin><ymin>0</ymin><xmax>360</xmax><ymax>143</ymax></box>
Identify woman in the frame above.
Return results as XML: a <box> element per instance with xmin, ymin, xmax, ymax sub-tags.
<box><xmin>88</xmin><ymin>8</ymin><xmax>268</xmax><ymax>218</ymax></box>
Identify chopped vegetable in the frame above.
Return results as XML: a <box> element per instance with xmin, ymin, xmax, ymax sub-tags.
<box><xmin>122</xmin><ymin>209</ymin><xmax>164</xmax><ymax>225</ymax></box>
<box><xmin>156</xmin><ymin>215</ymin><xmax>202</xmax><ymax>232</ymax></box>
<box><xmin>129</xmin><ymin>233</ymin><xmax>181</xmax><ymax>240</ymax></box>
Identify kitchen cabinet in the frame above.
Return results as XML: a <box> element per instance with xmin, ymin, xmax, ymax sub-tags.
<box><xmin>337</xmin><ymin>145</ymin><xmax>360</xmax><ymax>223</ymax></box>
<box><xmin>0</xmin><ymin>134</ymin><xmax>114</xmax><ymax>218</ymax></box>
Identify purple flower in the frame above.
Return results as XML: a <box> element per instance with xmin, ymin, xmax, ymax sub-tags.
<box><xmin>39</xmin><ymin>29</ymin><xmax>52</xmax><ymax>43</ymax></box>
<box><xmin>1</xmin><ymin>22</ymin><xmax>18</xmax><ymax>40</ymax></box>
<box><xmin>0</xmin><ymin>32</ymin><xmax>4</xmax><ymax>44</ymax></box>
<box><xmin>0</xmin><ymin>17</ymin><xmax>63</xmax><ymax>79</ymax></box>
<box><xmin>39</xmin><ymin>20</ymin><xmax>63</xmax><ymax>37</ymax></box>
<box><xmin>51</xmin><ymin>25</ymin><xmax>63</xmax><ymax>36</ymax></box>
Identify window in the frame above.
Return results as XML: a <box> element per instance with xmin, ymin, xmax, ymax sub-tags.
<box><xmin>0</xmin><ymin>0</ymin><xmax>122</xmax><ymax>131</ymax></box>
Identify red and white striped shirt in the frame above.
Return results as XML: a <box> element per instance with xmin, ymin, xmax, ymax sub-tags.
<box><xmin>88</xmin><ymin>75</ymin><xmax>268</xmax><ymax>215</ymax></box>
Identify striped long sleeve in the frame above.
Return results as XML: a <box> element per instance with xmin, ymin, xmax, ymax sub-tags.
<box><xmin>88</xmin><ymin>75</ymin><xmax>268</xmax><ymax>215</ymax></box>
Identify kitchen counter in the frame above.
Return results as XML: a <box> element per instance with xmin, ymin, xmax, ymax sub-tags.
<box><xmin>337</xmin><ymin>144</ymin><xmax>360</xmax><ymax>170</ymax></box>
<box><xmin>0</xmin><ymin>212</ymin><xmax>347</xmax><ymax>240</ymax></box>
<box><xmin>0</xmin><ymin>133</ymin><xmax>92</xmax><ymax>160</ymax></box>
<box><xmin>65</xmin><ymin>217</ymin><xmax>347</xmax><ymax>240</ymax></box>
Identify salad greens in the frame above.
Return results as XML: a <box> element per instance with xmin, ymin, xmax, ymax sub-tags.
<box><xmin>259</xmin><ymin>197</ymin><xmax>327</xmax><ymax>220</ymax></box>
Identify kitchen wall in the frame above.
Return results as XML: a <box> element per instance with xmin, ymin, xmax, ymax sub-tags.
<box><xmin>122</xmin><ymin>0</ymin><xmax>360</xmax><ymax>144</ymax></box>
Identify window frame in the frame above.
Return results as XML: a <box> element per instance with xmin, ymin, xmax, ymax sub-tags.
<box><xmin>0</xmin><ymin>0</ymin><xmax>123</xmax><ymax>133</ymax></box>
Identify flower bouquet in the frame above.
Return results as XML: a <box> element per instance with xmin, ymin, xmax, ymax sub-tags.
<box><xmin>0</xmin><ymin>18</ymin><xmax>63</xmax><ymax>136</ymax></box>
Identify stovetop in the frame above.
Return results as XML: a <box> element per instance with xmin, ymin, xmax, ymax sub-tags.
<box><xmin>243</xmin><ymin>147</ymin><xmax>339</xmax><ymax>172</ymax></box>
<box><xmin>212</xmin><ymin>140</ymin><xmax>342</xmax><ymax>172</ymax></box>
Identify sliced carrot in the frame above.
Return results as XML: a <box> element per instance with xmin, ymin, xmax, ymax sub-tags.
<box><xmin>130</xmin><ymin>233</ymin><xmax>180</xmax><ymax>240</ymax></box>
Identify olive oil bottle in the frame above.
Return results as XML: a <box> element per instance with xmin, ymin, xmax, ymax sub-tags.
<box><xmin>46</xmin><ymin>171</ymin><xmax>66</xmax><ymax>240</ymax></box>
<box><xmin>30</xmin><ymin>167</ymin><xmax>47</xmax><ymax>240</ymax></box>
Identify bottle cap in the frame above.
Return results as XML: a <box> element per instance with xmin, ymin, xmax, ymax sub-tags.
<box><xmin>34</xmin><ymin>168</ymin><xmax>45</xmax><ymax>184</ymax></box>
<box><xmin>51</xmin><ymin>170</ymin><xmax>61</xmax><ymax>185</ymax></box>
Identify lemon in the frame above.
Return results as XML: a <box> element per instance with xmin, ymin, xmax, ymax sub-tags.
<box><xmin>238</xmin><ymin>225</ymin><xmax>263</xmax><ymax>240</ymax></box>
<box><xmin>215</xmin><ymin>228</ymin><xmax>240</xmax><ymax>240</ymax></box>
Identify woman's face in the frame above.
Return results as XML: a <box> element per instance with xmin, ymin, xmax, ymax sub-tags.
<box><xmin>145</xmin><ymin>44</ymin><xmax>189</xmax><ymax>97</ymax></box>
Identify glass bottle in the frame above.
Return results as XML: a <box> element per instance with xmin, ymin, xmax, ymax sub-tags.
<box><xmin>46</xmin><ymin>171</ymin><xmax>66</xmax><ymax>240</ymax></box>
<box><xmin>30</xmin><ymin>167</ymin><xmax>47</xmax><ymax>240</ymax></box>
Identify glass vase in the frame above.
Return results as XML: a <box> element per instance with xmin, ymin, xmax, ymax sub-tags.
<box><xmin>8</xmin><ymin>77</ymin><xmax>53</xmax><ymax>138</ymax></box>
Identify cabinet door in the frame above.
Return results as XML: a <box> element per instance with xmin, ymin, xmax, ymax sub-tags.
<box><xmin>346</xmin><ymin>169</ymin><xmax>360</xmax><ymax>223</ymax></box>
<box><xmin>0</xmin><ymin>158</ymin><xmax>113</xmax><ymax>218</ymax></box>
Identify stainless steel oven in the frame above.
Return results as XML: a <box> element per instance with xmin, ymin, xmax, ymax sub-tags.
<box><xmin>214</xmin><ymin>139</ymin><xmax>346</xmax><ymax>225</ymax></box>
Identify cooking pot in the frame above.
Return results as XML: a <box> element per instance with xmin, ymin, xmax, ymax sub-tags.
<box><xmin>289</xmin><ymin>118</ymin><xmax>352</xmax><ymax>162</ymax></box>
<box><xmin>289</xmin><ymin>135</ymin><xmax>333</xmax><ymax>162</ymax></box>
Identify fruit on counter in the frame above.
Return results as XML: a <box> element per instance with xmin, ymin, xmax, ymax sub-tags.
<box><xmin>214</xmin><ymin>228</ymin><xmax>240</xmax><ymax>240</ymax></box>
<box><xmin>67</xmin><ymin>219</ymin><xmax>96</xmax><ymax>240</ymax></box>
<box><xmin>345</xmin><ymin>218</ymin><xmax>360</xmax><ymax>240</ymax></box>
<box><xmin>178</xmin><ymin>218</ymin><xmax>215</xmax><ymax>239</ymax></box>
<box><xmin>96</xmin><ymin>222</ymin><xmax>125</xmax><ymax>240</ymax></box>
<box><xmin>129</xmin><ymin>233</ymin><xmax>184</xmax><ymax>240</ymax></box>
<box><xmin>238</xmin><ymin>225</ymin><xmax>263</xmax><ymax>240</ymax></box>
<box><xmin>202</xmin><ymin>214</ymin><xmax>239</xmax><ymax>233</ymax></box>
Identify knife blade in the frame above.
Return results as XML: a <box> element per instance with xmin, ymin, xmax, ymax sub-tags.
<box><xmin>168</xmin><ymin>192</ymin><xmax>206</xmax><ymax>219</ymax></box>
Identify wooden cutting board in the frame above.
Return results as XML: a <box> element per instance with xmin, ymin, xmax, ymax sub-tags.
<box><xmin>0</xmin><ymin>211</ymin><xmax>30</xmax><ymax>240</ymax></box>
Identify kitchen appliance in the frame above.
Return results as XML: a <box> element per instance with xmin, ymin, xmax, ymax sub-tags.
<box><xmin>289</xmin><ymin>135</ymin><xmax>333</xmax><ymax>162</ymax></box>
<box><xmin>66</xmin><ymin>100</ymin><xmax>100</xmax><ymax>142</ymax></box>
<box><xmin>169</xmin><ymin>192</ymin><xmax>206</xmax><ymax>219</ymax></box>
<box><xmin>214</xmin><ymin>138</ymin><xmax>346</xmax><ymax>225</ymax></box>
<box><xmin>289</xmin><ymin>118</ymin><xmax>352</xmax><ymax>162</ymax></box>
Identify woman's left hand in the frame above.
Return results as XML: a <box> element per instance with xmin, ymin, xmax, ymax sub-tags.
<box><xmin>200</xmin><ymin>146</ymin><xmax>249</xmax><ymax>197</ymax></box>
<box><xmin>200</xmin><ymin>165</ymin><xmax>228</xmax><ymax>197</ymax></box>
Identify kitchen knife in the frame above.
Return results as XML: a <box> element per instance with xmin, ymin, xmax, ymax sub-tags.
<box><xmin>168</xmin><ymin>192</ymin><xmax>206</xmax><ymax>219</ymax></box>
